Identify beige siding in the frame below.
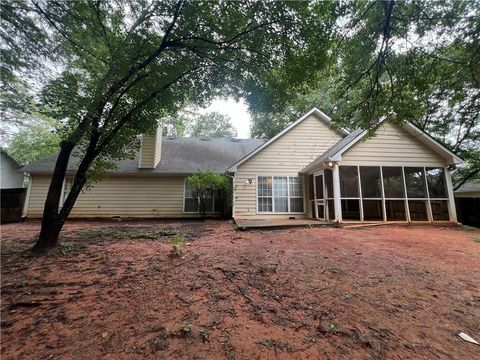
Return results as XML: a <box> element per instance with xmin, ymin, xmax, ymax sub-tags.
<box><xmin>234</xmin><ymin>114</ymin><xmax>343</xmax><ymax>220</ymax></box>
<box><xmin>341</xmin><ymin>122</ymin><xmax>446</xmax><ymax>166</ymax></box>
<box><xmin>139</xmin><ymin>129</ymin><xmax>162</xmax><ymax>168</ymax></box>
<box><xmin>27</xmin><ymin>174</ymin><xmax>194</xmax><ymax>218</ymax></box>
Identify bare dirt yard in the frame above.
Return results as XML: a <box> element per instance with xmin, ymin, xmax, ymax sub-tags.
<box><xmin>1</xmin><ymin>220</ymin><xmax>480</xmax><ymax>359</ymax></box>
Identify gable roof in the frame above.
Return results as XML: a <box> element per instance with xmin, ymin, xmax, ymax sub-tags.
<box><xmin>301</xmin><ymin>116</ymin><xmax>463</xmax><ymax>174</ymax></box>
<box><xmin>1</xmin><ymin>147</ymin><xmax>21</xmax><ymax>167</ymax></box>
<box><xmin>227</xmin><ymin>107</ymin><xmax>349</xmax><ymax>172</ymax></box>
<box><xmin>23</xmin><ymin>137</ymin><xmax>266</xmax><ymax>175</ymax></box>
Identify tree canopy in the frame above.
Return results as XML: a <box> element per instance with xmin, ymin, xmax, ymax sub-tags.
<box><xmin>0</xmin><ymin>0</ymin><xmax>340</xmax><ymax>248</ymax></box>
<box><xmin>250</xmin><ymin>0</ymin><xmax>480</xmax><ymax>187</ymax></box>
<box><xmin>188</xmin><ymin>112</ymin><xmax>237</xmax><ymax>138</ymax></box>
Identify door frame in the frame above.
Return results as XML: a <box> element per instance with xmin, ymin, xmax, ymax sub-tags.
<box><xmin>313</xmin><ymin>170</ymin><xmax>326</xmax><ymax>220</ymax></box>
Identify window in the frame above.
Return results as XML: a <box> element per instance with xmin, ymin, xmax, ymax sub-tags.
<box><xmin>257</xmin><ymin>176</ymin><xmax>304</xmax><ymax>213</ymax></box>
<box><xmin>183</xmin><ymin>182</ymin><xmax>224</xmax><ymax>213</ymax></box>
<box><xmin>257</xmin><ymin>176</ymin><xmax>273</xmax><ymax>212</ymax></box>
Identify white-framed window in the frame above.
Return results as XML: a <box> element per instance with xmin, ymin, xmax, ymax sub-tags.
<box><xmin>183</xmin><ymin>181</ymin><xmax>225</xmax><ymax>213</ymax></box>
<box><xmin>257</xmin><ymin>176</ymin><xmax>304</xmax><ymax>213</ymax></box>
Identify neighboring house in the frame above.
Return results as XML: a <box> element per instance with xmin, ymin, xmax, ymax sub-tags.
<box><xmin>454</xmin><ymin>182</ymin><xmax>480</xmax><ymax>227</ymax></box>
<box><xmin>23</xmin><ymin>108</ymin><xmax>463</xmax><ymax>223</ymax></box>
<box><xmin>1</xmin><ymin>148</ymin><xmax>24</xmax><ymax>189</ymax></box>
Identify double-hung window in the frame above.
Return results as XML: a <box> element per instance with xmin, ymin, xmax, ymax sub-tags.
<box><xmin>257</xmin><ymin>176</ymin><xmax>304</xmax><ymax>213</ymax></box>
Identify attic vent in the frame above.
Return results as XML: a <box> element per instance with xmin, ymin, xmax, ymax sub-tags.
<box><xmin>200</xmin><ymin>137</ymin><xmax>210</xmax><ymax>141</ymax></box>
<box><xmin>167</xmin><ymin>136</ymin><xmax>176</xmax><ymax>140</ymax></box>
<box><xmin>230</xmin><ymin>138</ymin><xmax>241</xmax><ymax>142</ymax></box>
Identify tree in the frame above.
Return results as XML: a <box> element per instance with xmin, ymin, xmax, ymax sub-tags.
<box><xmin>251</xmin><ymin>1</ymin><xmax>480</xmax><ymax>185</ymax></box>
<box><xmin>189</xmin><ymin>112</ymin><xmax>236</xmax><ymax>138</ymax></box>
<box><xmin>185</xmin><ymin>171</ymin><xmax>231</xmax><ymax>218</ymax></box>
<box><xmin>7</xmin><ymin>115</ymin><xmax>60</xmax><ymax>164</ymax></box>
<box><xmin>1</xmin><ymin>0</ymin><xmax>340</xmax><ymax>250</ymax></box>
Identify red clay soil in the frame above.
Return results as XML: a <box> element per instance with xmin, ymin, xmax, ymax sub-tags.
<box><xmin>1</xmin><ymin>220</ymin><xmax>480</xmax><ymax>359</ymax></box>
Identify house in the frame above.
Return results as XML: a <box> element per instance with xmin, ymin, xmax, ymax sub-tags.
<box><xmin>454</xmin><ymin>182</ymin><xmax>480</xmax><ymax>227</ymax></box>
<box><xmin>23</xmin><ymin>108</ymin><xmax>463</xmax><ymax>224</ymax></box>
<box><xmin>1</xmin><ymin>148</ymin><xmax>24</xmax><ymax>189</ymax></box>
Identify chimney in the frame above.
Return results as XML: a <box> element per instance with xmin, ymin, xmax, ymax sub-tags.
<box><xmin>139</xmin><ymin>123</ymin><xmax>162</xmax><ymax>168</ymax></box>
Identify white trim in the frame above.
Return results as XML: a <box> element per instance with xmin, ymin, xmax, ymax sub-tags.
<box><xmin>22</xmin><ymin>176</ymin><xmax>32</xmax><ymax>217</ymax></box>
<box><xmin>333</xmin><ymin>163</ymin><xmax>342</xmax><ymax>222</ymax></box>
<box><xmin>228</xmin><ymin>108</ymin><xmax>348</xmax><ymax>172</ymax></box>
<box><xmin>444</xmin><ymin>167</ymin><xmax>458</xmax><ymax>222</ymax></box>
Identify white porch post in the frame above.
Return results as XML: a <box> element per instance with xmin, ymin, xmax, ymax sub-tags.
<box><xmin>333</xmin><ymin>163</ymin><xmax>342</xmax><ymax>223</ymax></box>
<box><xmin>445</xmin><ymin>167</ymin><xmax>457</xmax><ymax>222</ymax></box>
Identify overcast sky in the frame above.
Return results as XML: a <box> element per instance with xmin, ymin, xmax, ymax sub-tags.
<box><xmin>200</xmin><ymin>98</ymin><xmax>251</xmax><ymax>139</ymax></box>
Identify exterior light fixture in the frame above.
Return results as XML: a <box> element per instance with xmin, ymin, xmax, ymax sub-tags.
<box><xmin>245</xmin><ymin>178</ymin><xmax>254</xmax><ymax>184</ymax></box>
<box><xmin>328</xmin><ymin>161</ymin><xmax>334</xmax><ymax>167</ymax></box>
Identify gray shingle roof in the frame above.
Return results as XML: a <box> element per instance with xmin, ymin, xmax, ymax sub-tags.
<box><xmin>23</xmin><ymin>137</ymin><xmax>266</xmax><ymax>175</ymax></box>
<box><xmin>300</xmin><ymin>128</ymin><xmax>364</xmax><ymax>173</ymax></box>
<box><xmin>454</xmin><ymin>182</ymin><xmax>480</xmax><ymax>194</ymax></box>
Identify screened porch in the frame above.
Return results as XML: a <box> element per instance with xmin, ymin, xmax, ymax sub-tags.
<box><xmin>304</xmin><ymin>164</ymin><xmax>457</xmax><ymax>223</ymax></box>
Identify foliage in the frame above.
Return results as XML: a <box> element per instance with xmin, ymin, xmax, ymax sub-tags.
<box><xmin>250</xmin><ymin>0</ymin><xmax>480</xmax><ymax>185</ymax></box>
<box><xmin>186</xmin><ymin>171</ymin><xmax>231</xmax><ymax>218</ymax></box>
<box><xmin>188</xmin><ymin>112</ymin><xmax>236</xmax><ymax>138</ymax></box>
<box><xmin>168</xmin><ymin>234</ymin><xmax>186</xmax><ymax>258</ymax></box>
<box><xmin>6</xmin><ymin>115</ymin><xmax>60</xmax><ymax>164</ymax></box>
<box><xmin>0</xmin><ymin>0</ymin><xmax>341</xmax><ymax>247</ymax></box>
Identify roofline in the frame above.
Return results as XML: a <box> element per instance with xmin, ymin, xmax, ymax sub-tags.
<box><xmin>330</xmin><ymin>117</ymin><xmax>463</xmax><ymax>165</ymax></box>
<box><xmin>1</xmin><ymin>147</ymin><xmax>21</xmax><ymax>167</ymax></box>
<box><xmin>300</xmin><ymin>115</ymin><xmax>464</xmax><ymax>174</ymax></box>
<box><xmin>227</xmin><ymin>107</ymin><xmax>348</xmax><ymax>172</ymax></box>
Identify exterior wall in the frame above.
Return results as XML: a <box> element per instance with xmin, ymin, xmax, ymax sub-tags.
<box><xmin>1</xmin><ymin>152</ymin><xmax>24</xmax><ymax>189</ymax></box>
<box><xmin>139</xmin><ymin>128</ymin><xmax>162</xmax><ymax>168</ymax></box>
<box><xmin>341</xmin><ymin>122</ymin><xmax>445</xmax><ymax>166</ymax></box>
<box><xmin>454</xmin><ymin>191</ymin><xmax>480</xmax><ymax>199</ymax></box>
<box><xmin>26</xmin><ymin>174</ymin><xmax>199</xmax><ymax>218</ymax></box>
<box><xmin>233</xmin><ymin>114</ymin><xmax>343</xmax><ymax>219</ymax></box>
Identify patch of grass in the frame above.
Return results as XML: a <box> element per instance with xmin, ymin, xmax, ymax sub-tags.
<box><xmin>233</xmin><ymin>225</ymin><xmax>246</xmax><ymax>231</ymax></box>
<box><xmin>168</xmin><ymin>234</ymin><xmax>186</xmax><ymax>257</ymax></box>
<box><xmin>60</xmin><ymin>244</ymin><xmax>77</xmax><ymax>256</ymax></box>
<box><xmin>460</xmin><ymin>225</ymin><xmax>478</xmax><ymax>232</ymax></box>
<box><xmin>78</xmin><ymin>227</ymin><xmax>178</xmax><ymax>241</ymax></box>
<box><xmin>412</xmin><ymin>290</ymin><xmax>423</xmax><ymax>299</ymax></box>
<box><xmin>472</xmin><ymin>236</ymin><xmax>480</xmax><ymax>243</ymax></box>
<box><xmin>258</xmin><ymin>264</ymin><xmax>277</xmax><ymax>274</ymax></box>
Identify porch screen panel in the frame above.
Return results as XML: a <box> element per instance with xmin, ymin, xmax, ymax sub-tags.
<box><xmin>404</xmin><ymin>167</ymin><xmax>427</xmax><ymax>198</ymax></box>
<box><xmin>360</xmin><ymin>167</ymin><xmax>382</xmax><ymax>198</ymax></box>
<box><xmin>339</xmin><ymin>166</ymin><xmax>359</xmax><ymax>197</ymax></box>
<box><xmin>426</xmin><ymin>168</ymin><xmax>447</xmax><ymax>198</ymax></box>
<box><xmin>382</xmin><ymin>167</ymin><xmax>405</xmax><ymax>198</ymax></box>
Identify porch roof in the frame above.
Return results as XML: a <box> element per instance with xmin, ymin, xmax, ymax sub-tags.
<box><xmin>300</xmin><ymin>129</ymin><xmax>364</xmax><ymax>174</ymax></box>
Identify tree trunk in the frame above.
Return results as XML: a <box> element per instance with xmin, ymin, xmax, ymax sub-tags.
<box><xmin>32</xmin><ymin>142</ymin><xmax>75</xmax><ymax>251</ymax></box>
